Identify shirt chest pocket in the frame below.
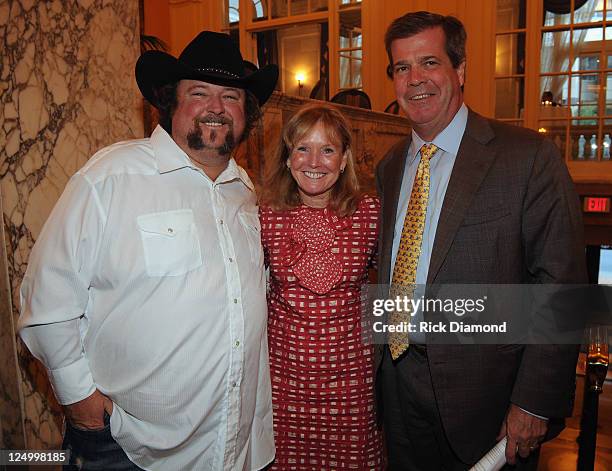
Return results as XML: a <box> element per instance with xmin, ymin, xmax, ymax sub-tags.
<box><xmin>136</xmin><ymin>209</ymin><xmax>202</xmax><ymax>277</ymax></box>
<box><xmin>239</xmin><ymin>211</ymin><xmax>263</xmax><ymax>265</ymax></box>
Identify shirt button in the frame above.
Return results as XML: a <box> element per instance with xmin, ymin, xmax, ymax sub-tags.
<box><xmin>234</xmin><ymin>298</ymin><xmax>238</xmax><ymax>304</ymax></box>
<box><xmin>235</xmin><ymin>340</ymin><xmax>240</xmax><ymax>348</ymax></box>
<box><xmin>219</xmin><ymin>219</ymin><xmax>223</xmax><ymax>225</ymax></box>
<box><xmin>167</xmin><ymin>228</ymin><xmax>173</xmax><ymax>234</ymax></box>
<box><xmin>232</xmin><ymin>381</ymin><xmax>237</xmax><ymax>388</ymax></box>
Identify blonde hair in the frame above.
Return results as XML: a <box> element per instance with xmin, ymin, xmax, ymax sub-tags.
<box><xmin>260</xmin><ymin>103</ymin><xmax>360</xmax><ymax>217</ymax></box>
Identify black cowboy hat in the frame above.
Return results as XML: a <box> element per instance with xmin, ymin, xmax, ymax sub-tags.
<box><xmin>136</xmin><ymin>31</ymin><xmax>278</xmax><ymax>107</ymax></box>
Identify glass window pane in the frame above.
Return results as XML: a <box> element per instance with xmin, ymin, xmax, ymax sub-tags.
<box><xmin>252</xmin><ymin>0</ymin><xmax>266</xmax><ymax>21</ymax></box>
<box><xmin>607</xmin><ymin>0</ymin><xmax>612</xmax><ymax>21</ymax></box>
<box><xmin>574</xmin><ymin>0</ymin><xmax>603</xmax><ymax>25</ymax></box>
<box><xmin>574</xmin><ymin>53</ymin><xmax>602</xmax><ymax>72</ymax></box>
<box><xmin>543</xmin><ymin>7</ymin><xmax>571</xmax><ymax>26</ymax></box>
<box><xmin>570</xmin><ymin>125</ymin><xmax>600</xmax><ymax>160</ymax></box>
<box><xmin>575</xmin><ymin>24</ymin><xmax>603</xmax><ymax>45</ymax></box>
<box><xmin>540</xmin><ymin>75</ymin><xmax>569</xmax><ymax>107</ymax></box>
<box><xmin>340</xmin><ymin>32</ymin><xmax>361</xmax><ymax>50</ymax></box>
<box><xmin>271</xmin><ymin>0</ymin><xmax>287</xmax><ymax>19</ymax></box>
<box><xmin>541</xmin><ymin>31</ymin><xmax>570</xmax><ymax>74</ymax></box>
<box><xmin>495</xmin><ymin>77</ymin><xmax>524</xmax><ymax>119</ymax></box>
<box><xmin>495</xmin><ymin>33</ymin><xmax>525</xmax><ymax>75</ymax></box>
<box><xmin>312</xmin><ymin>0</ymin><xmax>328</xmax><ymax>11</ymax></box>
<box><xmin>351</xmin><ymin>55</ymin><xmax>362</xmax><ymax>88</ymax></box>
<box><xmin>496</xmin><ymin>0</ymin><xmax>526</xmax><ymax>31</ymax></box>
<box><xmin>538</xmin><ymin>120</ymin><xmax>567</xmax><ymax>157</ymax></box>
<box><xmin>228</xmin><ymin>0</ymin><xmax>239</xmax><ymax>23</ymax></box>
<box><xmin>341</xmin><ymin>0</ymin><xmax>362</xmax><ymax>4</ymax></box>
<box><xmin>272</xmin><ymin>23</ymin><xmax>322</xmax><ymax>96</ymax></box>
<box><xmin>339</xmin><ymin>7</ymin><xmax>361</xmax><ymax>89</ymax></box>
<box><xmin>570</xmin><ymin>73</ymin><xmax>600</xmax><ymax>122</ymax></box>
<box><xmin>339</xmin><ymin>55</ymin><xmax>350</xmax><ymax>88</ymax></box>
<box><xmin>339</xmin><ymin>51</ymin><xmax>362</xmax><ymax>88</ymax></box>
<box><xmin>607</xmin><ymin>73</ymin><xmax>612</xmax><ymax>115</ymax></box>
<box><xmin>291</xmin><ymin>0</ymin><xmax>308</xmax><ymax>16</ymax></box>
<box><xmin>339</xmin><ymin>9</ymin><xmax>361</xmax><ymax>48</ymax></box>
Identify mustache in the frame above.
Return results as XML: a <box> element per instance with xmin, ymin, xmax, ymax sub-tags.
<box><xmin>195</xmin><ymin>114</ymin><xmax>233</xmax><ymax>126</ymax></box>
<box><xmin>187</xmin><ymin>122</ymin><xmax>236</xmax><ymax>155</ymax></box>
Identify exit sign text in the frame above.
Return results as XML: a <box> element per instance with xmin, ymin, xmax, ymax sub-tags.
<box><xmin>583</xmin><ymin>197</ymin><xmax>611</xmax><ymax>213</ymax></box>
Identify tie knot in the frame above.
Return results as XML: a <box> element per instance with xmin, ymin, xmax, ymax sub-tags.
<box><xmin>420</xmin><ymin>143</ymin><xmax>438</xmax><ymax>161</ymax></box>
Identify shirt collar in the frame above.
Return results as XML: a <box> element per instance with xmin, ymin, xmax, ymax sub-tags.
<box><xmin>149</xmin><ymin>125</ymin><xmax>254</xmax><ymax>192</ymax></box>
<box><xmin>216</xmin><ymin>158</ymin><xmax>255</xmax><ymax>192</ymax></box>
<box><xmin>408</xmin><ymin>103</ymin><xmax>468</xmax><ymax>164</ymax></box>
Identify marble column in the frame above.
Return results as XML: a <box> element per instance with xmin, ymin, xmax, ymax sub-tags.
<box><xmin>0</xmin><ymin>0</ymin><xmax>144</xmax><ymax>449</ymax></box>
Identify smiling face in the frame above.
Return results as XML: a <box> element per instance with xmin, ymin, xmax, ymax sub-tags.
<box><xmin>171</xmin><ymin>79</ymin><xmax>246</xmax><ymax>177</ymax></box>
<box><xmin>390</xmin><ymin>27</ymin><xmax>465</xmax><ymax>141</ymax></box>
<box><xmin>287</xmin><ymin>121</ymin><xmax>348</xmax><ymax>208</ymax></box>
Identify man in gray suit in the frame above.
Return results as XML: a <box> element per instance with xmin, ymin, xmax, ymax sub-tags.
<box><xmin>376</xmin><ymin>11</ymin><xmax>586</xmax><ymax>470</ymax></box>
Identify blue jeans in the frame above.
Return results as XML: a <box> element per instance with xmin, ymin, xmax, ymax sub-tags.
<box><xmin>62</xmin><ymin>412</ymin><xmax>143</xmax><ymax>471</ymax></box>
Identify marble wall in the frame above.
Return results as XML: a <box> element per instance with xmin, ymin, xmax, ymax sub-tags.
<box><xmin>0</xmin><ymin>0</ymin><xmax>143</xmax><ymax>449</ymax></box>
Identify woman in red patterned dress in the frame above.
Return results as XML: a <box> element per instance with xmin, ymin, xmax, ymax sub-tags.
<box><xmin>259</xmin><ymin>104</ymin><xmax>383</xmax><ymax>470</ymax></box>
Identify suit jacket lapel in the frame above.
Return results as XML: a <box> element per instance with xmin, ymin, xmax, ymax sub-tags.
<box><xmin>427</xmin><ymin>110</ymin><xmax>497</xmax><ymax>283</ymax></box>
<box><xmin>379</xmin><ymin>137</ymin><xmax>411</xmax><ymax>285</ymax></box>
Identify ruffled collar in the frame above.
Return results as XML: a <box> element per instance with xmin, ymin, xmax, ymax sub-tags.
<box><xmin>279</xmin><ymin>206</ymin><xmax>352</xmax><ymax>295</ymax></box>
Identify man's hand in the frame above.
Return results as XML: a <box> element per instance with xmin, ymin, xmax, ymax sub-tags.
<box><xmin>497</xmin><ymin>404</ymin><xmax>548</xmax><ymax>465</ymax></box>
<box><xmin>63</xmin><ymin>389</ymin><xmax>113</xmax><ymax>431</ymax></box>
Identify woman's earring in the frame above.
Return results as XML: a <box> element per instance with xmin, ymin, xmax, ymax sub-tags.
<box><xmin>340</xmin><ymin>167</ymin><xmax>345</xmax><ymax>174</ymax></box>
<box><xmin>286</xmin><ymin>160</ymin><xmax>291</xmax><ymax>169</ymax></box>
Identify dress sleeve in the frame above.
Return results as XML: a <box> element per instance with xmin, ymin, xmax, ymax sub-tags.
<box><xmin>18</xmin><ymin>173</ymin><xmax>106</xmax><ymax>405</ymax></box>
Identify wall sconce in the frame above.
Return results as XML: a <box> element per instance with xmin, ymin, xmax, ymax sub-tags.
<box><xmin>295</xmin><ymin>72</ymin><xmax>305</xmax><ymax>96</ymax></box>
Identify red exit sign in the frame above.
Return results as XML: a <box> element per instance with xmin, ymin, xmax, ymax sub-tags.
<box><xmin>583</xmin><ymin>197</ymin><xmax>611</xmax><ymax>213</ymax></box>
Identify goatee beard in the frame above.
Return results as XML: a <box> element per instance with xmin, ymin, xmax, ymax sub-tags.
<box><xmin>186</xmin><ymin>118</ymin><xmax>236</xmax><ymax>156</ymax></box>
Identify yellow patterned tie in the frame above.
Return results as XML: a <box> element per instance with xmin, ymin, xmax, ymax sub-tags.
<box><xmin>388</xmin><ymin>143</ymin><xmax>438</xmax><ymax>360</ymax></box>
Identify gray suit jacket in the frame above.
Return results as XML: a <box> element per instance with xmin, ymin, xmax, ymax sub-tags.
<box><xmin>375</xmin><ymin>109</ymin><xmax>587</xmax><ymax>463</ymax></box>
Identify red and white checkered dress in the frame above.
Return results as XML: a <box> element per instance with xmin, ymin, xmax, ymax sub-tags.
<box><xmin>260</xmin><ymin>195</ymin><xmax>383</xmax><ymax>471</ymax></box>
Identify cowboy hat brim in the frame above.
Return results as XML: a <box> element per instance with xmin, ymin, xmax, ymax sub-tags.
<box><xmin>136</xmin><ymin>50</ymin><xmax>279</xmax><ymax>107</ymax></box>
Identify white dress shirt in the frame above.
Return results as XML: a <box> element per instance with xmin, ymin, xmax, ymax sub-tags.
<box><xmin>19</xmin><ymin>125</ymin><xmax>275</xmax><ymax>471</ymax></box>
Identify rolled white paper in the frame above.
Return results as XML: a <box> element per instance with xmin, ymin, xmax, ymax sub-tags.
<box><xmin>469</xmin><ymin>437</ymin><xmax>508</xmax><ymax>471</ymax></box>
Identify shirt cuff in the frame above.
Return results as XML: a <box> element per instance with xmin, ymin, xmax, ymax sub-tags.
<box><xmin>47</xmin><ymin>356</ymin><xmax>96</xmax><ymax>405</ymax></box>
<box><xmin>518</xmin><ymin>406</ymin><xmax>549</xmax><ymax>421</ymax></box>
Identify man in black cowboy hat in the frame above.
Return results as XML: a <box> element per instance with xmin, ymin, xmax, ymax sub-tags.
<box><xmin>19</xmin><ymin>32</ymin><xmax>278</xmax><ymax>470</ymax></box>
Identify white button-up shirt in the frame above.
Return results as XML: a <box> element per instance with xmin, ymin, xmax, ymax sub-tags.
<box><xmin>18</xmin><ymin>125</ymin><xmax>274</xmax><ymax>471</ymax></box>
